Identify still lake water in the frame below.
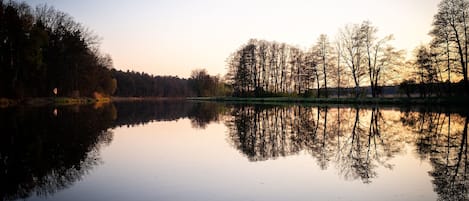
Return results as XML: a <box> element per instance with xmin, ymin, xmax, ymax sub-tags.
<box><xmin>1</xmin><ymin>101</ymin><xmax>468</xmax><ymax>201</ymax></box>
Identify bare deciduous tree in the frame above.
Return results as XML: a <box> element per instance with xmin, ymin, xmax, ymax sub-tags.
<box><xmin>431</xmin><ymin>0</ymin><xmax>469</xmax><ymax>94</ymax></box>
<box><xmin>338</xmin><ymin>24</ymin><xmax>367</xmax><ymax>97</ymax></box>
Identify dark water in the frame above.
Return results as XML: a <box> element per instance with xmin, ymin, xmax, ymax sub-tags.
<box><xmin>1</xmin><ymin>101</ymin><xmax>468</xmax><ymax>201</ymax></box>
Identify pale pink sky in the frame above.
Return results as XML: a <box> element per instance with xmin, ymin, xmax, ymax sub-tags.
<box><xmin>26</xmin><ymin>0</ymin><xmax>440</xmax><ymax>78</ymax></box>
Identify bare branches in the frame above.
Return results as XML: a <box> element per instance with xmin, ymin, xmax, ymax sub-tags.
<box><xmin>431</xmin><ymin>0</ymin><xmax>469</xmax><ymax>93</ymax></box>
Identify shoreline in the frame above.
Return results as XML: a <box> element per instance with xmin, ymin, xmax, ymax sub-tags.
<box><xmin>0</xmin><ymin>96</ymin><xmax>187</xmax><ymax>108</ymax></box>
<box><xmin>2</xmin><ymin>96</ymin><xmax>468</xmax><ymax>108</ymax></box>
<box><xmin>187</xmin><ymin>96</ymin><xmax>469</xmax><ymax>106</ymax></box>
<box><xmin>0</xmin><ymin>97</ymin><xmax>111</xmax><ymax>108</ymax></box>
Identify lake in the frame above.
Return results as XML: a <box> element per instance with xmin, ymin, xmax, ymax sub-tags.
<box><xmin>1</xmin><ymin>101</ymin><xmax>468</xmax><ymax>201</ymax></box>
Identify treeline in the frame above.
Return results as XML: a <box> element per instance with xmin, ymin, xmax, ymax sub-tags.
<box><xmin>0</xmin><ymin>1</ymin><xmax>116</xmax><ymax>98</ymax></box>
<box><xmin>226</xmin><ymin>22</ymin><xmax>402</xmax><ymax>98</ymax></box>
<box><xmin>112</xmin><ymin>69</ymin><xmax>192</xmax><ymax>97</ymax></box>
<box><xmin>410</xmin><ymin>0</ymin><xmax>469</xmax><ymax>96</ymax></box>
<box><xmin>112</xmin><ymin>68</ymin><xmax>229</xmax><ymax>97</ymax></box>
<box><xmin>226</xmin><ymin>0</ymin><xmax>469</xmax><ymax>98</ymax></box>
<box><xmin>0</xmin><ymin>1</ymin><xmax>228</xmax><ymax>99</ymax></box>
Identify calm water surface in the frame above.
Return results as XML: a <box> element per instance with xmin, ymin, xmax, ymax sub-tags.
<box><xmin>1</xmin><ymin>101</ymin><xmax>468</xmax><ymax>201</ymax></box>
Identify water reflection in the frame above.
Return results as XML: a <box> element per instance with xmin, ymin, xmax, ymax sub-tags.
<box><xmin>225</xmin><ymin>106</ymin><xmax>403</xmax><ymax>183</ymax></box>
<box><xmin>225</xmin><ymin>104</ymin><xmax>468</xmax><ymax>200</ymax></box>
<box><xmin>0</xmin><ymin>101</ymin><xmax>222</xmax><ymax>201</ymax></box>
<box><xmin>0</xmin><ymin>105</ymin><xmax>115</xmax><ymax>200</ymax></box>
<box><xmin>401</xmin><ymin>109</ymin><xmax>469</xmax><ymax>201</ymax></box>
<box><xmin>112</xmin><ymin>101</ymin><xmax>223</xmax><ymax>128</ymax></box>
<box><xmin>0</xmin><ymin>102</ymin><xmax>468</xmax><ymax>201</ymax></box>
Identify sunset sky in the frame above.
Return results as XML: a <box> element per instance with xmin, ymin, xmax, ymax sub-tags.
<box><xmin>25</xmin><ymin>0</ymin><xmax>440</xmax><ymax>78</ymax></box>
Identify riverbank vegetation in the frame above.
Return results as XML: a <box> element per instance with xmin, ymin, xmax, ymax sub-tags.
<box><xmin>225</xmin><ymin>0</ymin><xmax>469</xmax><ymax>98</ymax></box>
<box><xmin>1</xmin><ymin>0</ymin><xmax>469</xmax><ymax>105</ymax></box>
<box><xmin>0</xmin><ymin>1</ymin><xmax>227</xmax><ymax>101</ymax></box>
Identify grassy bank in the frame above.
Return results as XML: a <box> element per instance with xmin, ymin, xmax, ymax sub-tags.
<box><xmin>1</xmin><ymin>96</ymin><xmax>188</xmax><ymax>107</ymax></box>
<box><xmin>187</xmin><ymin>96</ymin><xmax>469</xmax><ymax>106</ymax></box>
<box><xmin>0</xmin><ymin>97</ymin><xmax>111</xmax><ymax>107</ymax></box>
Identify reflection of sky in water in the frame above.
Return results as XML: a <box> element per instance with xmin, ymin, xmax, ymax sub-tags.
<box><xmin>26</xmin><ymin>117</ymin><xmax>436</xmax><ymax>201</ymax></box>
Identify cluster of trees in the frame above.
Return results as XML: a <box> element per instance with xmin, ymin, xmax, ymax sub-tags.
<box><xmin>226</xmin><ymin>22</ymin><xmax>403</xmax><ymax>98</ymax></box>
<box><xmin>188</xmin><ymin>69</ymin><xmax>229</xmax><ymax>97</ymax></box>
<box><xmin>227</xmin><ymin>0</ymin><xmax>469</xmax><ymax>98</ymax></box>
<box><xmin>111</xmin><ymin>69</ymin><xmax>192</xmax><ymax>97</ymax></box>
<box><xmin>111</xmin><ymin>69</ymin><xmax>228</xmax><ymax>97</ymax></box>
<box><xmin>0</xmin><ymin>1</ymin><xmax>227</xmax><ymax>99</ymax></box>
<box><xmin>5</xmin><ymin>0</ymin><xmax>469</xmax><ymax>99</ymax></box>
<box><xmin>0</xmin><ymin>1</ymin><xmax>116</xmax><ymax>98</ymax></box>
<box><xmin>408</xmin><ymin>0</ymin><xmax>469</xmax><ymax>96</ymax></box>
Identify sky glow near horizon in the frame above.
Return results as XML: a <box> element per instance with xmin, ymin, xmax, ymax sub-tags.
<box><xmin>25</xmin><ymin>0</ymin><xmax>440</xmax><ymax>78</ymax></box>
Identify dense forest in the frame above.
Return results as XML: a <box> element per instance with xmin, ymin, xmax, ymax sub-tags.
<box><xmin>0</xmin><ymin>1</ymin><xmax>116</xmax><ymax>98</ymax></box>
<box><xmin>111</xmin><ymin>69</ymin><xmax>228</xmax><ymax>97</ymax></box>
<box><xmin>111</xmin><ymin>69</ymin><xmax>192</xmax><ymax>97</ymax></box>
<box><xmin>226</xmin><ymin>0</ymin><xmax>469</xmax><ymax>98</ymax></box>
<box><xmin>0</xmin><ymin>1</ymin><xmax>226</xmax><ymax>99</ymax></box>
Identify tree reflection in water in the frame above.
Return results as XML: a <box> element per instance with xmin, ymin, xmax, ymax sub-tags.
<box><xmin>226</xmin><ymin>104</ymin><xmax>469</xmax><ymax>199</ymax></box>
<box><xmin>401</xmin><ymin>109</ymin><xmax>469</xmax><ymax>201</ymax></box>
<box><xmin>112</xmin><ymin>101</ymin><xmax>224</xmax><ymax>128</ymax></box>
<box><xmin>0</xmin><ymin>101</ymin><xmax>223</xmax><ymax>201</ymax></box>
<box><xmin>226</xmin><ymin>105</ymin><xmax>405</xmax><ymax>183</ymax></box>
<box><xmin>0</xmin><ymin>104</ymin><xmax>116</xmax><ymax>200</ymax></box>
<box><xmin>1</xmin><ymin>102</ymin><xmax>468</xmax><ymax>201</ymax></box>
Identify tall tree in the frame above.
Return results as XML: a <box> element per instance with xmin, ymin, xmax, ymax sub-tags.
<box><xmin>333</xmin><ymin>39</ymin><xmax>349</xmax><ymax>98</ymax></box>
<box><xmin>415</xmin><ymin>45</ymin><xmax>439</xmax><ymax>97</ymax></box>
<box><xmin>361</xmin><ymin>21</ymin><xmax>400</xmax><ymax>97</ymax></box>
<box><xmin>338</xmin><ymin>24</ymin><xmax>366</xmax><ymax>97</ymax></box>
<box><xmin>0</xmin><ymin>1</ymin><xmax>118</xmax><ymax>98</ymax></box>
<box><xmin>431</xmin><ymin>9</ymin><xmax>455</xmax><ymax>85</ymax></box>
<box><xmin>278</xmin><ymin>43</ymin><xmax>289</xmax><ymax>93</ymax></box>
<box><xmin>258</xmin><ymin>40</ymin><xmax>268</xmax><ymax>92</ymax></box>
<box><xmin>431</xmin><ymin>0</ymin><xmax>469</xmax><ymax>94</ymax></box>
<box><xmin>314</xmin><ymin>34</ymin><xmax>334</xmax><ymax>98</ymax></box>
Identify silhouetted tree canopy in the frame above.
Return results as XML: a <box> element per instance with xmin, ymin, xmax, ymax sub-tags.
<box><xmin>111</xmin><ymin>69</ymin><xmax>194</xmax><ymax>97</ymax></box>
<box><xmin>188</xmin><ymin>69</ymin><xmax>229</xmax><ymax>97</ymax></box>
<box><xmin>0</xmin><ymin>1</ymin><xmax>228</xmax><ymax>99</ymax></box>
<box><xmin>0</xmin><ymin>1</ymin><xmax>116</xmax><ymax>98</ymax></box>
<box><xmin>226</xmin><ymin>34</ymin><xmax>402</xmax><ymax>98</ymax></box>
